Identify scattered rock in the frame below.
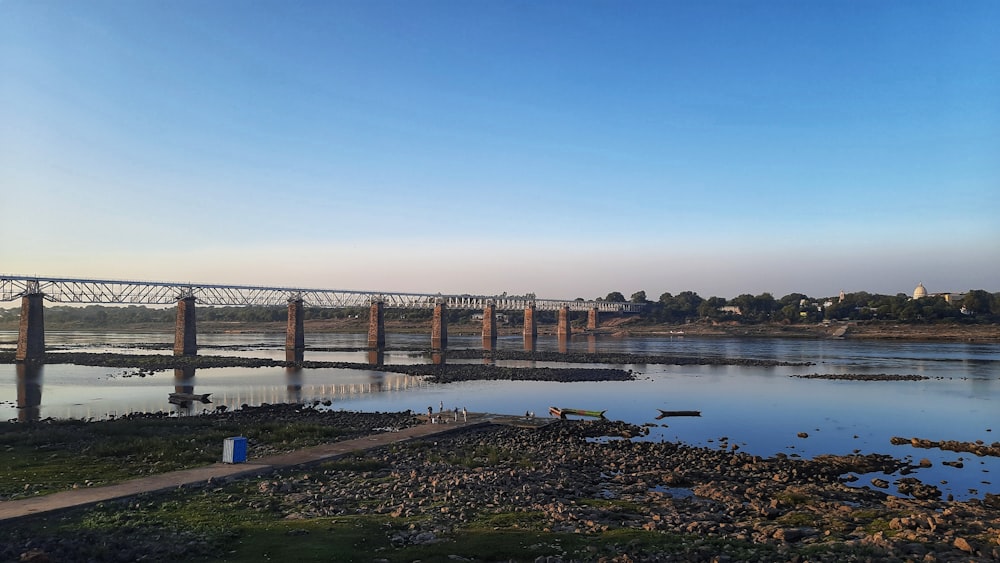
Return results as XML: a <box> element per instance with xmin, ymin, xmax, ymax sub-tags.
<box><xmin>954</xmin><ymin>537</ymin><xmax>974</xmax><ymax>553</ymax></box>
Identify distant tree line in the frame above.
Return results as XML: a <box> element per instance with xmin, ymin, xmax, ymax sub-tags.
<box><xmin>591</xmin><ymin>289</ymin><xmax>1000</xmax><ymax>324</ymax></box>
<box><xmin>1</xmin><ymin>289</ymin><xmax>998</xmax><ymax>328</ymax></box>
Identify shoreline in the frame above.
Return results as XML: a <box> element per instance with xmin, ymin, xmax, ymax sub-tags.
<box><xmin>613</xmin><ymin>320</ymin><xmax>1000</xmax><ymax>343</ymax></box>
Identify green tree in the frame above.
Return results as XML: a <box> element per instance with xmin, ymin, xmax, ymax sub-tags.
<box><xmin>676</xmin><ymin>291</ymin><xmax>702</xmax><ymax>311</ymax></box>
<box><xmin>729</xmin><ymin>293</ymin><xmax>775</xmax><ymax>323</ymax></box>
<box><xmin>778</xmin><ymin>293</ymin><xmax>810</xmax><ymax>308</ymax></box>
<box><xmin>630</xmin><ymin>290</ymin><xmax>648</xmax><ymax>304</ymax></box>
<box><xmin>775</xmin><ymin>293</ymin><xmax>813</xmax><ymax>324</ymax></box>
<box><xmin>962</xmin><ymin>290</ymin><xmax>992</xmax><ymax>315</ymax></box>
<box><xmin>605</xmin><ymin>291</ymin><xmax>626</xmax><ymax>303</ymax></box>
<box><xmin>778</xmin><ymin>304</ymin><xmax>800</xmax><ymax>323</ymax></box>
<box><xmin>697</xmin><ymin>296</ymin><xmax>727</xmax><ymax>320</ymax></box>
<box><xmin>823</xmin><ymin>300</ymin><xmax>853</xmax><ymax>321</ymax></box>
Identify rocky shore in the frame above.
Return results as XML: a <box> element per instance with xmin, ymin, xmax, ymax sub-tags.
<box><xmin>891</xmin><ymin>436</ymin><xmax>1000</xmax><ymax>460</ymax></box>
<box><xmin>255</xmin><ymin>421</ymin><xmax>1000</xmax><ymax>561</ymax></box>
<box><xmin>4</xmin><ymin>416</ymin><xmax>999</xmax><ymax>562</ymax></box>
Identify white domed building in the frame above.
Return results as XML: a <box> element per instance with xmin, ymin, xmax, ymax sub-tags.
<box><xmin>912</xmin><ymin>282</ymin><xmax>962</xmax><ymax>303</ymax></box>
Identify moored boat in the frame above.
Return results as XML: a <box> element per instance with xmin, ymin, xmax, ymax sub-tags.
<box><xmin>656</xmin><ymin>409</ymin><xmax>701</xmax><ymax>418</ymax></box>
<box><xmin>169</xmin><ymin>392</ymin><xmax>212</xmax><ymax>404</ymax></box>
<box><xmin>549</xmin><ymin>406</ymin><xmax>606</xmax><ymax>419</ymax></box>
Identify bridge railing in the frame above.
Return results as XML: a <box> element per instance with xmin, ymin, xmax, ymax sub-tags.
<box><xmin>0</xmin><ymin>274</ymin><xmax>643</xmax><ymax>313</ymax></box>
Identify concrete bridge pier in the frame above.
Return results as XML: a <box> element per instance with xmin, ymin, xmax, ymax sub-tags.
<box><xmin>523</xmin><ymin>304</ymin><xmax>537</xmax><ymax>351</ymax></box>
<box><xmin>587</xmin><ymin>307</ymin><xmax>599</xmax><ymax>330</ymax></box>
<box><xmin>16</xmin><ymin>292</ymin><xmax>45</xmax><ymax>362</ymax></box>
<box><xmin>368</xmin><ymin>301</ymin><xmax>385</xmax><ymax>348</ymax></box>
<box><xmin>431</xmin><ymin>303</ymin><xmax>448</xmax><ymax>350</ymax></box>
<box><xmin>173</xmin><ymin>296</ymin><xmax>198</xmax><ymax>356</ymax></box>
<box><xmin>286</xmin><ymin>297</ymin><xmax>305</xmax><ymax>357</ymax></box>
<box><xmin>482</xmin><ymin>302</ymin><xmax>497</xmax><ymax>347</ymax></box>
<box><xmin>557</xmin><ymin>305</ymin><xmax>572</xmax><ymax>338</ymax></box>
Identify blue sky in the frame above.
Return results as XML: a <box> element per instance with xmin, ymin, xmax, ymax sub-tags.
<box><xmin>2</xmin><ymin>0</ymin><xmax>998</xmax><ymax>300</ymax></box>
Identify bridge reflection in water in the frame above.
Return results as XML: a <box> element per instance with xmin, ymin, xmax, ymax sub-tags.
<box><xmin>7</xmin><ymin>362</ymin><xmax>428</xmax><ymax>421</ymax></box>
<box><xmin>16</xmin><ymin>362</ymin><xmax>43</xmax><ymax>422</ymax></box>
<box><xmin>208</xmin><ymin>372</ymin><xmax>427</xmax><ymax>413</ymax></box>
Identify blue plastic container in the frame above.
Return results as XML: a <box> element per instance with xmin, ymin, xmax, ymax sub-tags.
<box><xmin>223</xmin><ymin>436</ymin><xmax>247</xmax><ymax>463</ymax></box>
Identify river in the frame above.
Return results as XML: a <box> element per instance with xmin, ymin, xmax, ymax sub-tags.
<box><xmin>2</xmin><ymin>330</ymin><xmax>998</xmax><ymax>501</ymax></box>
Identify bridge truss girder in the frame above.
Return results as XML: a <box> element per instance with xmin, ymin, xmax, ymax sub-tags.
<box><xmin>0</xmin><ymin>275</ymin><xmax>642</xmax><ymax>313</ymax></box>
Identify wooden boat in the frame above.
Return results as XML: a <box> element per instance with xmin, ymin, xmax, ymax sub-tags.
<box><xmin>656</xmin><ymin>409</ymin><xmax>701</xmax><ymax>418</ymax></box>
<box><xmin>169</xmin><ymin>392</ymin><xmax>212</xmax><ymax>404</ymax></box>
<box><xmin>549</xmin><ymin>406</ymin><xmax>606</xmax><ymax>419</ymax></box>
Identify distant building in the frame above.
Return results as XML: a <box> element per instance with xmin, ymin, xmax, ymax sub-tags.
<box><xmin>911</xmin><ymin>282</ymin><xmax>964</xmax><ymax>303</ymax></box>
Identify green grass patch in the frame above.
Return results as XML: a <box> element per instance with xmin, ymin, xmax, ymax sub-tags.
<box><xmin>318</xmin><ymin>454</ymin><xmax>389</xmax><ymax>473</ymax></box>
<box><xmin>577</xmin><ymin>497</ymin><xmax>646</xmax><ymax>513</ymax></box>
<box><xmin>773</xmin><ymin>489</ymin><xmax>814</xmax><ymax>506</ymax></box>
<box><xmin>0</xmin><ymin>414</ymin><xmax>371</xmax><ymax>500</ymax></box>
<box><xmin>202</xmin><ymin>516</ymin><xmax>395</xmax><ymax>562</ymax></box>
<box><xmin>394</xmin><ymin>529</ymin><xmax>566</xmax><ymax>562</ymax></box>
<box><xmin>865</xmin><ymin>517</ymin><xmax>895</xmax><ymax>536</ymax></box>
<box><xmin>469</xmin><ymin>510</ymin><xmax>549</xmax><ymax>531</ymax></box>
<box><xmin>776</xmin><ymin>511</ymin><xmax>819</xmax><ymax>527</ymax></box>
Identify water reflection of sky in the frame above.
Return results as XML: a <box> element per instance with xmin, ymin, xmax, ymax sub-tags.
<box><xmin>2</xmin><ymin>330</ymin><xmax>998</xmax><ymax>501</ymax></box>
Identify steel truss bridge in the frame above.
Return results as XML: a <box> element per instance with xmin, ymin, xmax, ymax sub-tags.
<box><xmin>0</xmin><ymin>275</ymin><xmax>642</xmax><ymax>313</ymax></box>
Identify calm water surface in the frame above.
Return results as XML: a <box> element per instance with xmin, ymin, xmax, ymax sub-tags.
<box><xmin>2</xmin><ymin>330</ymin><xmax>997</xmax><ymax>501</ymax></box>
